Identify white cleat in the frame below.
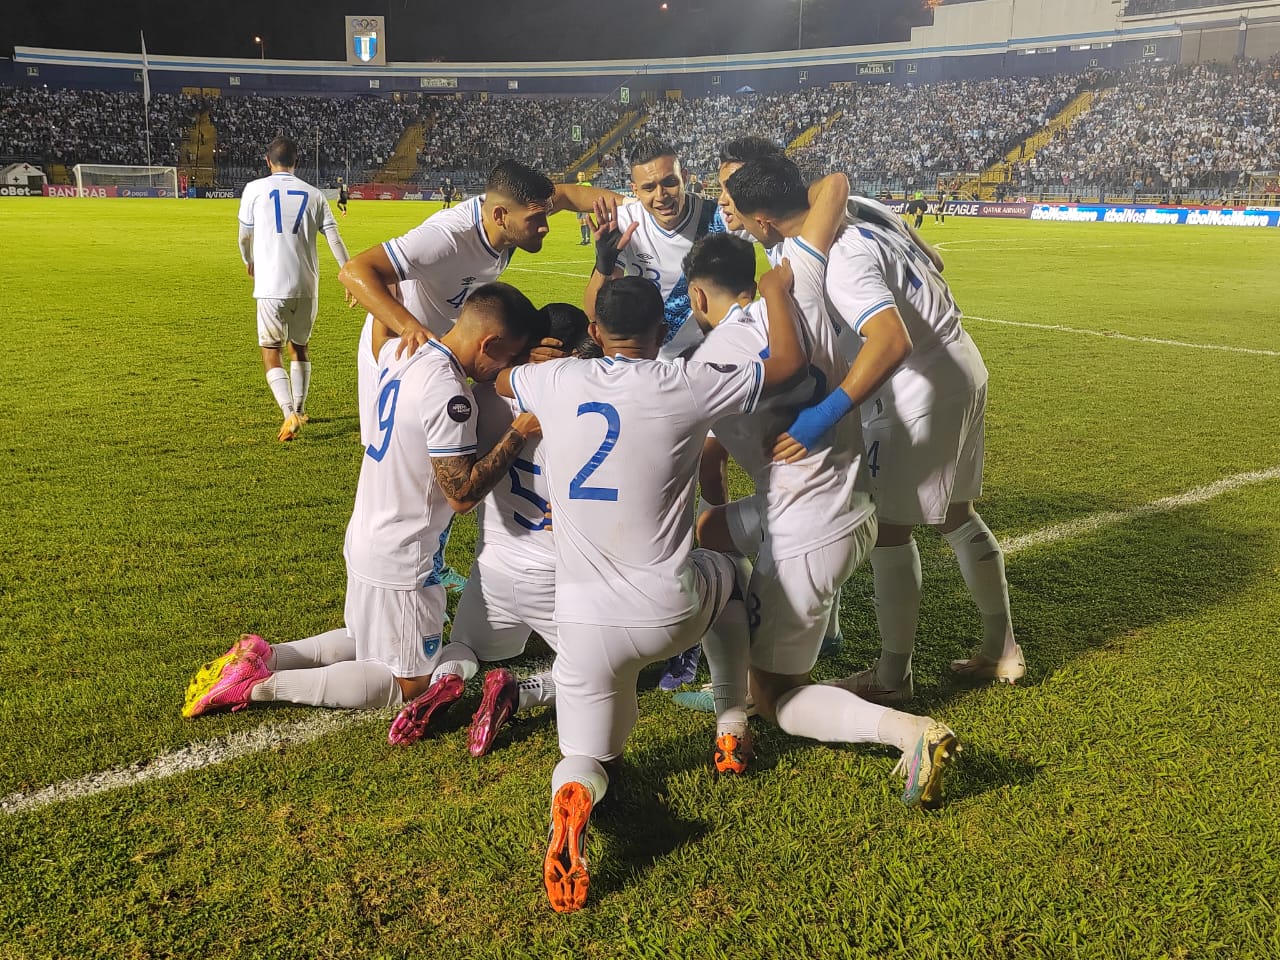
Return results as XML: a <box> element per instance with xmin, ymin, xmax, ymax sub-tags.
<box><xmin>949</xmin><ymin>643</ymin><xmax>1026</xmax><ymax>685</ymax></box>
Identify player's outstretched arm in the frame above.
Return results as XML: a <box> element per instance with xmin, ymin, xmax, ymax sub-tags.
<box><xmin>801</xmin><ymin>173</ymin><xmax>851</xmax><ymax>257</ymax></box>
<box><xmin>773</xmin><ymin>306</ymin><xmax>911</xmax><ymax>463</ymax></box>
<box><xmin>339</xmin><ymin>246</ymin><xmax>435</xmax><ymax>358</ymax></box>
<box><xmin>431</xmin><ymin>413</ymin><xmax>541</xmax><ymax>514</ymax></box>
<box><xmin>550</xmin><ymin>183</ymin><xmax>625</xmax><ymax>215</ymax></box>
<box><xmin>757</xmin><ymin>258</ymin><xmax>808</xmax><ymax>392</ymax></box>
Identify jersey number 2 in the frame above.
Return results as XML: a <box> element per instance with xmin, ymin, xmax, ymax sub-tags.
<box><xmin>568</xmin><ymin>402</ymin><xmax>620</xmax><ymax>501</ymax></box>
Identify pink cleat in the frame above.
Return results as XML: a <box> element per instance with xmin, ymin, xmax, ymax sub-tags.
<box><xmin>467</xmin><ymin>669</ymin><xmax>520</xmax><ymax>758</ymax></box>
<box><xmin>388</xmin><ymin>674</ymin><xmax>465</xmax><ymax>746</ymax></box>
<box><xmin>182</xmin><ymin>652</ymin><xmax>270</xmax><ymax>718</ymax></box>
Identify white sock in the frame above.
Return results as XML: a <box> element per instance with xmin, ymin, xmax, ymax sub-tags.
<box><xmin>290</xmin><ymin>361</ymin><xmax>312</xmax><ymax>416</ymax></box>
<box><xmin>517</xmin><ymin>672</ymin><xmax>556</xmax><ymax>712</ymax></box>
<box><xmin>268</xmin><ymin>628</ymin><xmax>354</xmax><ymax>670</ymax></box>
<box><xmin>701</xmin><ymin>597</ymin><xmax>750</xmax><ymax>735</ymax></box>
<box><xmin>870</xmin><ymin>541</ymin><xmax>923</xmax><ymax>685</ymax></box>
<box><xmin>774</xmin><ymin>684</ymin><xmax>888</xmax><ymax>744</ymax></box>
<box><xmin>551</xmin><ymin>754</ymin><xmax>610</xmax><ymax>805</ymax></box>
<box><xmin>431</xmin><ymin>642</ymin><xmax>479</xmax><ymax>684</ymax></box>
<box><xmin>876</xmin><ymin>710</ymin><xmax>933</xmax><ymax>755</ymax></box>
<box><xmin>266</xmin><ymin>366</ymin><xmax>294</xmax><ymax>417</ymax></box>
<box><xmin>251</xmin><ymin>660</ymin><xmax>401</xmax><ymax>708</ymax></box>
<box><xmin>944</xmin><ymin>514</ymin><xmax>1018</xmax><ymax>660</ymax></box>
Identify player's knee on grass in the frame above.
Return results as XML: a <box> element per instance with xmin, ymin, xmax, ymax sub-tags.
<box><xmin>748</xmin><ymin>669</ymin><xmax>809</xmax><ymax>724</ymax></box>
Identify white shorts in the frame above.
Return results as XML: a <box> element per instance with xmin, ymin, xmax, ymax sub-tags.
<box><xmin>256</xmin><ymin>297</ymin><xmax>317</xmax><ymax>348</ymax></box>
<box><xmin>344</xmin><ymin>574</ymin><xmax>446</xmax><ymax>679</ymax></box>
<box><xmin>554</xmin><ymin>549</ymin><xmax>738</xmax><ymax>762</ymax></box>
<box><xmin>725</xmin><ymin>493</ymin><xmax>765</xmax><ymax>557</ymax></box>
<box><xmin>862</xmin><ymin>382</ymin><xmax>986</xmax><ymax>526</ymax></box>
<box><xmin>449</xmin><ymin>560</ymin><xmax>558</xmax><ymax>660</ymax></box>
<box><xmin>748</xmin><ymin>516</ymin><xmax>876</xmax><ymax>676</ymax></box>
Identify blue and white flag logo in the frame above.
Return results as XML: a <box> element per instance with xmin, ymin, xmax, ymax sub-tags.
<box><xmin>352</xmin><ymin>32</ymin><xmax>378</xmax><ymax>63</ymax></box>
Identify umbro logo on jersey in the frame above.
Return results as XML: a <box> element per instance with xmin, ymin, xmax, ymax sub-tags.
<box><xmin>708</xmin><ymin>362</ymin><xmax>739</xmax><ymax>374</ymax></box>
<box><xmin>460</xmin><ymin>276</ymin><xmax>476</xmax><ymax>285</ymax></box>
<box><xmin>447</xmin><ymin>395</ymin><xmax>473</xmax><ymax>422</ymax></box>
<box><xmin>635</xmin><ymin>253</ymin><xmax>654</xmax><ymax>262</ymax></box>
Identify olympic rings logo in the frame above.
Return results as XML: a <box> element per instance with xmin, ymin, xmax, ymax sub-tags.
<box><xmin>350</xmin><ymin>17</ymin><xmax>379</xmax><ymax>30</ymax></box>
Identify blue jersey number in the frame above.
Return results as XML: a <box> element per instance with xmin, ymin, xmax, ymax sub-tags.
<box><xmin>509</xmin><ymin>458</ymin><xmax>551</xmax><ymax>530</ymax></box>
<box><xmin>445</xmin><ymin>286</ymin><xmax>470</xmax><ymax>309</ymax></box>
<box><xmin>268</xmin><ymin>188</ymin><xmax>309</xmax><ymax>235</ymax></box>
<box><xmin>866</xmin><ymin>440</ymin><xmax>880</xmax><ymax>478</ymax></box>
<box><xmin>365</xmin><ymin>379</ymin><xmax>401</xmax><ymax>462</ymax></box>
<box><xmin>568</xmin><ymin>402</ymin><xmax>620</xmax><ymax>501</ymax></box>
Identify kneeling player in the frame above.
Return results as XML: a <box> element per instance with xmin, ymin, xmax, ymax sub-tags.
<box><xmin>181</xmin><ymin>284</ymin><xmax>544</xmax><ymax>724</ymax></box>
<box><xmin>420</xmin><ymin>304</ymin><xmax>602</xmax><ymax>757</ymax></box>
<box><xmin>498</xmin><ymin>274</ymin><xmax>807</xmax><ymax>912</ymax></box>
<box><xmin>686</xmin><ymin>230</ymin><xmax>959</xmax><ymax>809</ymax></box>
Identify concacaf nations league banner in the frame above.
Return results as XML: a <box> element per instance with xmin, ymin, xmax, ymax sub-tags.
<box><xmin>882</xmin><ymin>199</ymin><xmax>1280</xmax><ymax>227</ymax></box>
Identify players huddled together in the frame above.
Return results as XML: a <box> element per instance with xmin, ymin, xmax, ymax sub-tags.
<box><xmin>187</xmin><ymin>133</ymin><xmax>1022</xmax><ymax>914</ymax></box>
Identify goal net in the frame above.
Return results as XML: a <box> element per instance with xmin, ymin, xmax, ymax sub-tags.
<box><xmin>71</xmin><ymin>164</ymin><xmax>179</xmax><ymax>198</ymax></box>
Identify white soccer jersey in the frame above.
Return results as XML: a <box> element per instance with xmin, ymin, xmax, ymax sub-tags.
<box><xmin>693</xmin><ymin>238</ymin><xmax>873</xmax><ymax>560</ymax></box>
<box><xmin>238</xmin><ymin>172</ymin><xmax>341</xmax><ymax>299</ymax></box>
<box><xmin>358</xmin><ymin>196</ymin><xmax>512</xmax><ymax>446</ymax></box>
<box><xmin>827</xmin><ymin>198</ymin><xmax>988</xmax><ymax>419</ymax></box>
<box><xmin>614</xmin><ymin>194</ymin><xmax>725</xmax><ymax>360</ymax></box>
<box><xmin>345</xmin><ymin>340</ymin><xmax>477</xmax><ymax>590</ymax></box>
<box><xmin>510</xmin><ymin>354</ymin><xmax>762</xmax><ymax>627</ymax></box>
<box><xmin>472</xmin><ymin>383</ymin><xmax>556</xmax><ymax>583</ymax></box>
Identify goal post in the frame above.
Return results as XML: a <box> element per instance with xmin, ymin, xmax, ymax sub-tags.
<box><xmin>71</xmin><ymin>164</ymin><xmax>179</xmax><ymax>197</ymax></box>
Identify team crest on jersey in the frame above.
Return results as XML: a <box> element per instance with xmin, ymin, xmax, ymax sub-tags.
<box><xmin>447</xmin><ymin>395</ymin><xmax>473</xmax><ymax>422</ymax></box>
<box><xmin>421</xmin><ymin>634</ymin><xmax>441</xmax><ymax>660</ymax></box>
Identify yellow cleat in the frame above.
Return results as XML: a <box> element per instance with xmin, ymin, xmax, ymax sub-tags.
<box><xmin>278</xmin><ymin>412</ymin><xmax>303</xmax><ymax>442</ymax></box>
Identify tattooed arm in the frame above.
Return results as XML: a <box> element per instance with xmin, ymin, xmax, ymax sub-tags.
<box><xmin>431</xmin><ymin>413</ymin><xmax>542</xmax><ymax>514</ymax></box>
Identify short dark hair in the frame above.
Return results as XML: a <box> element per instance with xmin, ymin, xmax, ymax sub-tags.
<box><xmin>486</xmin><ymin>160</ymin><xmax>555</xmax><ymax>207</ymax></box>
<box><xmin>629</xmin><ymin>137</ymin><xmax>678</xmax><ymax>169</ymax></box>
<box><xmin>682</xmin><ymin>234</ymin><xmax>757</xmax><ymax>297</ymax></box>
<box><xmin>266</xmin><ymin>137</ymin><xmax>298</xmax><ymax>168</ymax></box>
<box><xmin>463</xmin><ymin>282</ymin><xmax>545</xmax><ymax>343</ymax></box>
<box><xmin>725</xmin><ymin>154</ymin><xmax>810</xmax><ymax>218</ymax></box>
<box><xmin>594</xmin><ymin>277</ymin><xmax>664</xmax><ymax>341</ymax></box>
<box><xmin>539</xmin><ymin>302</ymin><xmax>596</xmax><ymax>357</ymax></box>
<box><xmin>718</xmin><ymin>137</ymin><xmax>784</xmax><ymax>167</ymax></box>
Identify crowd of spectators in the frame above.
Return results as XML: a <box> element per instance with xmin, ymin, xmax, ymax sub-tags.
<box><xmin>0</xmin><ymin>87</ymin><xmax>197</xmax><ymax>169</ymax></box>
<box><xmin>209</xmin><ymin>94</ymin><xmax>422</xmax><ymax>184</ymax></box>
<box><xmin>413</xmin><ymin>96</ymin><xmax>627</xmax><ymax>184</ymax></box>
<box><xmin>1020</xmin><ymin>60</ymin><xmax>1280</xmax><ymax>198</ymax></box>
<box><xmin>789</xmin><ymin>74</ymin><xmax>1081</xmax><ymax>192</ymax></box>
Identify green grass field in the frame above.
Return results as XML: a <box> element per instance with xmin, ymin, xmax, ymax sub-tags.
<box><xmin>1</xmin><ymin>198</ymin><xmax>1278</xmax><ymax>959</ymax></box>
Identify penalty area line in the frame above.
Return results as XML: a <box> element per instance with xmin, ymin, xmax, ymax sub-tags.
<box><xmin>4</xmin><ymin>469</ymin><xmax>1280</xmax><ymax>818</ymax></box>
<box><xmin>966</xmin><ymin>315</ymin><xmax>1280</xmax><ymax>357</ymax></box>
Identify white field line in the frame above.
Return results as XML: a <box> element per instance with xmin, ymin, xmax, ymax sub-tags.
<box><xmin>966</xmin><ymin>315</ymin><xmax>1280</xmax><ymax>357</ymax></box>
<box><xmin>4</xmin><ymin>469</ymin><xmax>1279</xmax><ymax>818</ymax></box>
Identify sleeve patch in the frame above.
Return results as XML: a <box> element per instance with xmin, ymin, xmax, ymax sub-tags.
<box><xmin>447</xmin><ymin>395</ymin><xmax>473</xmax><ymax>423</ymax></box>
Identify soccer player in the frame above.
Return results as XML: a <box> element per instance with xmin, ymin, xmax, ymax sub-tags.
<box><xmin>336</xmin><ymin>177</ymin><xmax>349</xmax><ymax>217</ymax></box>
<box><xmin>908</xmin><ymin>189</ymin><xmax>928</xmax><ymax>229</ymax></box>
<box><xmin>237</xmin><ymin>136</ymin><xmax>349</xmax><ymax>442</ymax></box>
<box><xmin>417</xmin><ymin>304</ymin><xmax>602</xmax><ymax>758</ymax></box>
<box><xmin>740</xmin><ymin>158</ymin><xmax>1023</xmax><ymax>705</ymax></box>
<box><xmin>442</xmin><ymin>177</ymin><xmax>454</xmax><ymax>208</ymax></box>
<box><xmin>181</xmin><ymin>284</ymin><xmax>546</xmax><ymax>723</ymax></box>
<box><xmin>582</xmin><ymin>137</ymin><xmax>724</xmax><ymax>362</ymax></box>
<box><xmin>501</xmin><ymin>272</ymin><xmax>807</xmax><ymax>913</ymax></box>
<box><xmin>575</xmin><ymin>171</ymin><xmax>593</xmax><ymax>244</ymax></box>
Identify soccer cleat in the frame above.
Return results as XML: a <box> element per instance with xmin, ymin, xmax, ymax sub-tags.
<box><xmin>439</xmin><ymin>565</ymin><xmax>469</xmax><ymax>593</ymax></box>
<box><xmin>658</xmin><ymin>643</ymin><xmax>702</xmax><ymax>691</ymax></box>
<box><xmin>826</xmin><ymin>661</ymin><xmax>913</xmax><ymax>706</ymax></box>
<box><xmin>297</xmin><ymin>413</ymin><xmax>311</xmax><ymax>425</ymax></box>
<box><xmin>182</xmin><ymin>651</ymin><xmax>270</xmax><ymax>718</ymax></box>
<box><xmin>467</xmin><ymin>668</ymin><xmax>520</xmax><ymax>757</ymax></box>
<box><xmin>387</xmin><ymin>673</ymin><xmax>465</xmax><ymax>746</ymax></box>
<box><xmin>277</xmin><ymin>412</ymin><xmax>303</xmax><ymax>442</ymax></box>
<box><xmin>544</xmin><ymin>781</ymin><xmax>593</xmax><ymax>913</ymax></box>
<box><xmin>950</xmin><ymin>643</ymin><xmax>1026</xmax><ymax>685</ymax></box>
<box><xmin>713</xmin><ymin>729</ymin><xmax>753</xmax><ymax>776</ymax></box>
<box><xmin>894</xmin><ymin>720</ymin><xmax>960</xmax><ymax>810</ymax></box>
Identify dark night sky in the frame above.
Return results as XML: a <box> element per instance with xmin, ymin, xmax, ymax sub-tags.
<box><xmin>2</xmin><ymin>1</ymin><xmax>940</xmax><ymax>63</ymax></box>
